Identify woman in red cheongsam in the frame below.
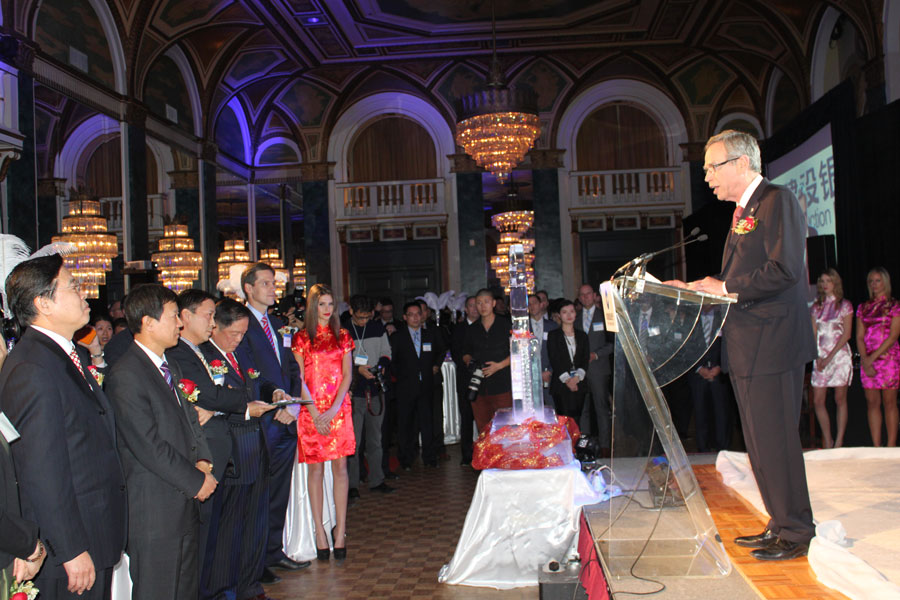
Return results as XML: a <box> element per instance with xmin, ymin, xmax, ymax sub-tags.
<box><xmin>292</xmin><ymin>283</ymin><xmax>355</xmax><ymax>560</ymax></box>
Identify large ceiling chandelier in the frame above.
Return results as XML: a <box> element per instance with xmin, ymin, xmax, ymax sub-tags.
<box><xmin>455</xmin><ymin>2</ymin><xmax>540</xmax><ymax>184</ymax></box>
<box><xmin>259</xmin><ymin>248</ymin><xmax>289</xmax><ymax>298</ymax></box>
<box><xmin>217</xmin><ymin>239</ymin><xmax>252</xmax><ymax>299</ymax></box>
<box><xmin>293</xmin><ymin>258</ymin><xmax>306</xmax><ymax>296</ymax></box>
<box><xmin>490</xmin><ymin>210</ymin><xmax>535</xmax><ymax>293</ymax></box>
<box><xmin>52</xmin><ymin>193</ymin><xmax>118</xmax><ymax>298</ymax></box>
<box><xmin>151</xmin><ymin>223</ymin><xmax>202</xmax><ymax>292</ymax></box>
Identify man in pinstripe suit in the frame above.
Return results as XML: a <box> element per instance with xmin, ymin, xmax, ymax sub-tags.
<box><xmin>201</xmin><ymin>298</ymin><xmax>279</xmax><ymax>600</ymax></box>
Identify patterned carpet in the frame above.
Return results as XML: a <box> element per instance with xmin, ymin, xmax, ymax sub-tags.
<box><xmin>266</xmin><ymin>445</ymin><xmax>536</xmax><ymax>599</ymax></box>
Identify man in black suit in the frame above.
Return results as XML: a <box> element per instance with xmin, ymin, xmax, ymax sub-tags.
<box><xmin>0</xmin><ymin>255</ymin><xmax>126</xmax><ymax>599</ymax></box>
<box><xmin>528</xmin><ymin>293</ymin><xmax>558</xmax><ymax>409</ymax></box>
<box><xmin>391</xmin><ymin>301</ymin><xmax>443</xmax><ymax>469</ymax></box>
<box><xmin>106</xmin><ymin>284</ymin><xmax>217</xmax><ymax>599</ymax></box>
<box><xmin>575</xmin><ymin>284</ymin><xmax>614</xmax><ymax>449</ymax></box>
<box><xmin>203</xmin><ymin>298</ymin><xmax>277</xmax><ymax>600</ymax></box>
<box><xmin>687</xmin><ymin>306</ymin><xmax>732</xmax><ymax>453</ymax></box>
<box><xmin>168</xmin><ymin>289</ymin><xmax>275</xmax><ymax>600</ymax></box>
<box><xmin>450</xmin><ymin>296</ymin><xmax>479</xmax><ymax>465</ymax></box>
<box><xmin>234</xmin><ymin>263</ymin><xmax>309</xmax><ymax>579</ymax></box>
<box><xmin>687</xmin><ymin>130</ymin><xmax>815</xmax><ymax>561</ymax></box>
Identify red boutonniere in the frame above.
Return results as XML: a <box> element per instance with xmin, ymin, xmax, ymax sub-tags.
<box><xmin>208</xmin><ymin>359</ymin><xmax>228</xmax><ymax>376</ymax></box>
<box><xmin>246</xmin><ymin>368</ymin><xmax>260</xmax><ymax>379</ymax></box>
<box><xmin>10</xmin><ymin>581</ymin><xmax>39</xmax><ymax>600</ymax></box>
<box><xmin>87</xmin><ymin>365</ymin><xmax>104</xmax><ymax>386</ymax></box>
<box><xmin>733</xmin><ymin>216</ymin><xmax>758</xmax><ymax>235</ymax></box>
<box><xmin>178</xmin><ymin>379</ymin><xmax>200</xmax><ymax>403</ymax></box>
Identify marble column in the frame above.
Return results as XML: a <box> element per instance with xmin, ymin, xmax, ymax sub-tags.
<box><xmin>681</xmin><ymin>141</ymin><xmax>714</xmax><ymax>213</ymax></box>
<box><xmin>199</xmin><ymin>142</ymin><xmax>217</xmax><ymax>291</ymax></box>
<box><xmin>300</xmin><ymin>162</ymin><xmax>333</xmax><ymax>288</ymax></box>
<box><xmin>530</xmin><ymin>149</ymin><xmax>566</xmax><ymax>298</ymax></box>
<box><xmin>5</xmin><ymin>42</ymin><xmax>36</xmax><ymax>248</ymax></box>
<box><xmin>450</xmin><ymin>153</ymin><xmax>486</xmax><ymax>294</ymax></box>
<box><xmin>36</xmin><ymin>178</ymin><xmax>65</xmax><ymax>247</ymax></box>
<box><xmin>121</xmin><ymin>103</ymin><xmax>148</xmax><ymax>263</ymax></box>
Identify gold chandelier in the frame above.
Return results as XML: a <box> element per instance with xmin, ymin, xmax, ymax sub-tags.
<box><xmin>259</xmin><ymin>248</ymin><xmax>289</xmax><ymax>298</ymax></box>
<box><xmin>490</xmin><ymin>210</ymin><xmax>535</xmax><ymax>293</ymax></box>
<box><xmin>217</xmin><ymin>239</ymin><xmax>252</xmax><ymax>299</ymax></box>
<box><xmin>455</xmin><ymin>4</ymin><xmax>540</xmax><ymax>184</ymax></box>
<box><xmin>293</xmin><ymin>258</ymin><xmax>306</xmax><ymax>295</ymax></box>
<box><xmin>52</xmin><ymin>193</ymin><xmax>118</xmax><ymax>298</ymax></box>
<box><xmin>151</xmin><ymin>223</ymin><xmax>202</xmax><ymax>292</ymax></box>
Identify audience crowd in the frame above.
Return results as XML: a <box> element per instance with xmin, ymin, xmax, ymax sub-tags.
<box><xmin>1</xmin><ymin>252</ymin><xmax>899</xmax><ymax>598</ymax></box>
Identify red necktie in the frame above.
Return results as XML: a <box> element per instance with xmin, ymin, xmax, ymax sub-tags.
<box><xmin>732</xmin><ymin>205</ymin><xmax>743</xmax><ymax>229</ymax></box>
<box><xmin>226</xmin><ymin>352</ymin><xmax>244</xmax><ymax>381</ymax></box>
<box><xmin>261</xmin><ymin>314</ymin><xmax>280</xmax><ymax>361</ymax></box>
<box><xmin>69</xmin><ymin>348</ymin><xmax>86</xmax><ymax>380</ymax></box>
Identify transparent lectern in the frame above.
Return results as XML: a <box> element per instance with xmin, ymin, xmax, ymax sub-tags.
<box><xmin>590</xmin><ymin>275</ymin><xmax>736</xmax><ymax>578</ymax></box>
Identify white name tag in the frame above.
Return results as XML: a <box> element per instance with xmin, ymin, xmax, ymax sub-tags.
<box><xmin>213</xmin><ymin>374</ymin><xmax>225</xmax><ymax>386</ymax></box>
<box><xmin>592</xmin><ymin>322</ymin><xmax>604</xmax><ymax>332</ymax></box>
<box><xmin>282</xmin><ymin>334</ymin><xmax>292</xmax><ymax>348</ymax></box>
<box><xmin>354</xmin><ymin>353</ymin><xmax>369</xmax><ymax>366</ymax></box>
<box><xmin>673</xmin><ymin>332</ymin><xmax>683</xmax><ymax>340</ymax></box>
<box><xmin>422</xmin><ymin>342</ymin><xmax>432</xmax><ymax>352</ymax></box>
<box><xmin>0</xmin><ymin>412</ymin><xmax>20</xmax><ymax>444</ymax></box>
<box><xmin>649</xmin><ymin>326</ymin><xmax>661</xmax><ymax>336</ymax></box>
<box><xmin>543</xmin><ymin>332</ymin><xmax>549</xmax><ymax>341</ymax></box>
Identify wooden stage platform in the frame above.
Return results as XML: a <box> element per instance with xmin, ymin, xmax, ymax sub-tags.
<box><xmin>695</xmin><ymin>463</ymin><xmax>847</xmax><ymax>600</ymax></box>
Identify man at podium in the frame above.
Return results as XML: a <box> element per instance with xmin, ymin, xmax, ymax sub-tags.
<box><xmin>685</xmin><ymin>130</ymin><xmax>816</xmax><ymax>561</ymax></box>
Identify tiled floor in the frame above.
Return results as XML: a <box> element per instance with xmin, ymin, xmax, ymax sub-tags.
<box><xmin>265</xmin><ymin>445</ymin><xmax>536</xmax><ymax>599</ymax></box>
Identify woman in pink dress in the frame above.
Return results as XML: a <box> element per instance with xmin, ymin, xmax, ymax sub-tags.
<box><xmin>856</xmin><ymin>267</ymin><xmax>900</xmax><ymax>447</ymax></box>
<box><xmin>292</xmin><ymin>283</ymin><xmax>355</xmax><ymax>560</ymax></box>
<box><xmin>810</xmin><ymin>269</ymin><xmax>853</xmax><ymax>448</ymax></box>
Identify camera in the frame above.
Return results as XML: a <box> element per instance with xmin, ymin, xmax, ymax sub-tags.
<box><xmin>368</xmin><ymin>364</ymin><xmax>388</xmax><ymax>394</ymax></box>
<box><xmin>466</xmin><ymin>362</ymin><xmax>485</xmax><ymax>403</ymax></box>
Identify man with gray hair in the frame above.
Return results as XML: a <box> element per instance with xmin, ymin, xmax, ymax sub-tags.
<box><xmin>685</xmin><ymin>129</ymin><xmax>816</xmax><ymax>561</ymax></box>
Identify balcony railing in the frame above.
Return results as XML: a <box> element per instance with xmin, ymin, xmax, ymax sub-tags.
<box><xmin>100</xmin><ymin>194</ymin><xmax>167</xmax><ymax>237</ymax></box>
<box><xmin>571</xmin><ymin>167</ymin><xmax>681</xmax><ymax>207</ymax></box>
<box><xmin>336</xmin><ymin>178</ymin><xmax>444</xmax><ymax>219</ymax></box>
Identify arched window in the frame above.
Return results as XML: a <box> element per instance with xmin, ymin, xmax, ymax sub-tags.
<box><xmin>575</xmin><ymin>103</ymin><xmax>666</xmax><ymax>171</ymax></box>
<box><xmin>83</xmin><ymin>139</ymin><xmax>158</xmax><ymax>197</ymax></box>
<box><xmin>348</xmin><ymin>116</ymin><xmax>436</xmax><ymax>182</ymax></box>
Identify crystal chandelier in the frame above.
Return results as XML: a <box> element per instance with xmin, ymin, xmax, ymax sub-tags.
<box><xmin>52</xmin><ymin>193</ymin><xmax>118</xmax><ymax>298</ymax></box>
<box><xmin>455</xmin><ymin>3</ymin><xmax>540</xmax><ymax>184</ymax></box>
<box><xmin>490</xmin><ymin>210</ymin><xmax>535</xmax><ymax>293</ymax></box>
<box><xmin>259</xmin><ymin>248</ymin><xmax>289</xmax><ymax>298</ymax></box>
<box><xmin>293</xmin><ymin>258</ymin><xmax>306</xmax><ymax>295</ymax></box>
<box><xmin>217</xmin><ymin>239</ymin><xmax>252</xmax><ymax>299</ymax></box>
<box><xmin>151</xmin><ymin>223</ymin><xmax>202</xmax><ymax>292</ymax></box>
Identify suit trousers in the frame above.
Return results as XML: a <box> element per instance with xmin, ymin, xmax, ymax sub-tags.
<box><xmin>198</xmin><ymin>483</ymin><xmax>225</xmax><ymax>600</ymax></box>
<box><xmin>456</xmin><ymin>372</ymin><xmax>475</xmax><ymax>462</ymax></box>
<box><xmin>34</xmin><ymin>566</ymin><xmax>113</xmax><ymax>600</ymax></box>
<box><xmin>581</xmin><ymin>363</ymin><xmax>611</xmax><ymax>446</ymax></box>
<box><xmin>349</xmin><ymin>393</ymin><xmax>385</xmax><ymax>489</ymax></box>
<box><xmin>262</xmin><ymin>418</ymin><xmax>298</xmax><ymax>564</ymax></box>
<box><xmin>730</xmin><ymin>367</ymin><xmax>814</xmax><ymax>543</ymax></box>
<box><xmin>396</xmin><ymin>383</ymin><xmax>435</xmax><ymax>467</ymax></box>
<box><xmin>129</xmin><ymin>526</ymin><xmax>199</xmax><ymax>600</ymax></box>
<box><xmin>688</xmin><ymin>373</ymin><xmax>732</xmax><ymax>452</ymax></box>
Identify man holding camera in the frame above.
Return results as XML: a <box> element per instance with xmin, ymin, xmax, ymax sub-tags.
<box><xmin>463</xmin><ymin>288</ymin><xmax>513</xmax><ymax>434</ymax></box>
<box><xmin>344</xmin><ymin>295</ymin><xmax>394</xmax><ymax>496</ymax></box>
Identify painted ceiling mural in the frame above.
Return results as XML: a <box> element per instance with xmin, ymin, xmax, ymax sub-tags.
<box><xmin>8</xmin><ymin>0</ymin><xmax>883</xmax><ymax>168</ymax></box>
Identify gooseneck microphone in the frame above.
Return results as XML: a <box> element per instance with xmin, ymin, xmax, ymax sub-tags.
<box><xmin>614</xmin><ymin>227</ymin><xmax>708</xmax><ymax>277</ymax></box>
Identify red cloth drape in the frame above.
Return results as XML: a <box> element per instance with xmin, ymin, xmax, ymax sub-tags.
<box><xmin>578</xmin><ymin>512</ymin><xmax>610</xmax><ymax>600</ymax></box>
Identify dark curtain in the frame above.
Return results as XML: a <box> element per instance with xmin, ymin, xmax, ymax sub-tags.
<box><xmin>575</xmin><ymin>103</ymin><xmax>667</xmax><ymax>171</ymax></box>
<box><xmin>349</xmin><ymin>116</ymin><xmax>436</xmax><ymax>182</ymax></box>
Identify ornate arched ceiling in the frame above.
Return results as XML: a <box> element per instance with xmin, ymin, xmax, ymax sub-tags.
<box><xmin>8</xmin><ymin>0</ymin><xmax>884</xmax><ymax>166</ymax></box>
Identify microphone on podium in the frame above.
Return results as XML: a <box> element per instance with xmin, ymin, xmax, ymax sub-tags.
<box><xmin>614</xmin><ymin>227</ymin><xmax>708</xmax><ymax>277</ymax></box>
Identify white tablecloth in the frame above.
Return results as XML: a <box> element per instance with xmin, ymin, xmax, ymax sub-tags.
<box><xmin>438</xmin><ymin>461</ymin><xmax>599</xmax><ymax>589</ymax></box>
<box><xmin>442</xmin><ymin>361</ymin><xmax>460</xmax><ymax>444</ymax></box>
<box><xmin>111</xmin><ymin>451</ymin><xmax>335</xmax><ymax>597</ymax></box>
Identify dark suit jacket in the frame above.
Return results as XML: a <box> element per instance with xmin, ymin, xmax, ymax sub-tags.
<box><xmin>103</xmin><ymin>328</ymin><xmax>134</xmax><ymax>368</ymax></box>
<box><xmin>236</xmin><ymin>312</ymin><xmax>302</xmax><ymax>397</ymax></box>
<box><xmin>530</xmin><ymin>317</ymin><xmax>559</xmax><ymax>372</ymax></box>
<box><xmin>106</xmin><ymin>342</ymin><xmax>211</xmax><ymax>542</ymax></box>
<box><xmin>0</xmin><ymin>328</ymin><xmax>126</xmax><ymax>575</ymax></box>
<box><xmin>200</xmin><ymin>342</ymin><xmax>268</xmax><ymax>486</ymax></box>
<box><xmin>0</xmin><ymin>434</ymin><xmax>38</xmax><ymax>569</ymax></box>
<box><xmin>391</xmin><ymin>326</ymin><xmax>443</xmax><ymax>398</ymax></box>
<box><xmin>717</xmin><ymin>180</ymin><xmax>816</xmax><ymax>376</ymax></box>
<box><xmin>547</xmin><ymin>328</ymin><xmax>590</xmax><ymax>399</ymax></box>
<box><xmin>450</xmin><ymin>319</ymin><xmax>473</xmax><ymax>382</ymax></box>
<box><xmin>575</xmin><ymin>306</ymin><xmax>613</xmax><ymax>375</ymax></box>
<box><xmin>168</xmin><ymin>339</ymin><xmax>248</xmax><ymax>479</ymax></box>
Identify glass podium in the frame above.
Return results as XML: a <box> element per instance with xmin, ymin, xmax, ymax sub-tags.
<box><xmin>590</xmin><ymin>275</ymin><xmax>736</xmax><ymax>578</ymax></box>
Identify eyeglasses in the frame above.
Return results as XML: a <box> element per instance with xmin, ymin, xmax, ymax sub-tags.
<box><xmin>703</xmin><ymin>157</ymin><xmax>738</xmax><ymax>175</ymax></box>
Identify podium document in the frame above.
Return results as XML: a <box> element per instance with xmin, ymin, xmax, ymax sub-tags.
<box><xmin>594</xmin><ymin>276</ymin><xmax>735</xmax><ymax>577</ymax></box>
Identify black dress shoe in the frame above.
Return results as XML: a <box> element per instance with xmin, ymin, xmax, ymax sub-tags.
<box><xmin>750</xmin><ymin>537</ymin><xmax>809</xmax><ymax>561</ymax></box>
<box><xmin>734</xmin><ymin>528</ymin><xmax>777</xmax><ymax>549</ymax></box>
<box><xmin>370</xmin><ymin>482</ymin><xmax>395</xmax><ymax>494</ymax></box>
<box><xmin>348</xmin><ymin>488</ymin><xmax>360</xmax><ymax>499</ymax></box>
<box><xmin>271</xmin><ymin>556</ymin><xmax>311</xmax><ymax>570</ymax></box>
<box><xmin>259</xmin><ymin>568</ymin><xmax>281</xmax><ymax>584</ymax></box>
<box><xmin>384</xmin><ymin>470</ymin><xmax>399</xmax><ymax>480</ymax></box>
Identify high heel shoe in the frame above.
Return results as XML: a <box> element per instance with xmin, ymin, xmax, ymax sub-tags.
<box><xmin>332</xmin><ymin>526</ymin><xmax>347</xmax><ymax>560</ymax></box>
<box><xmin>316</xmin><ymin>531</ymin><xmax>330</xmax><ymax>561</ymax></box>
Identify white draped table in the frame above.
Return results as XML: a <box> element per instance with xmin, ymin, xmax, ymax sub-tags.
<box><xmin>111</xmin><ymin>451</ymin><xmax>335</xmax><ymax>598</ymax></box>
<box><xmin>439</xmin><ymin>461</ymin><xmax>599</xmax><ymax>589</ymax></box>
